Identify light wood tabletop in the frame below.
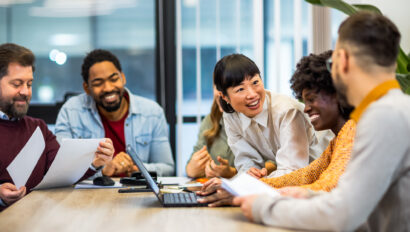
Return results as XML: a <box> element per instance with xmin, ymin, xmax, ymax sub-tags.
<box><xmin>0</xmin><ymin>187</ymin><xmax>291</xmax><ymax>232</ymax></box>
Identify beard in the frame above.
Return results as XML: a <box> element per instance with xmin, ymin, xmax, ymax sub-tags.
<box><xmin>0</xmin><ymin>94</ymin><xmax>30</xmax><ymax>119</ymax></box>
<box><xmin>333</xmin><ymin>72</ymin><xmax>350</xmax><ymax>107</ymax></box>
<box><xmin>95</xmin><ymin>90</ymin><xmax>124</xmax><ymax>112</ymax></box>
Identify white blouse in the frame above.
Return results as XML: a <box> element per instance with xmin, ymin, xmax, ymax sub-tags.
<box><xmin>223</xmin><ymin>90</ymin><xmax>333</xmax><ymax>177</ymax></box>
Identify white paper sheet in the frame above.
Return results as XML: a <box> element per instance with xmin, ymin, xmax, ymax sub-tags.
<box><xmin>74</xmin><ymin>179</ymin><xmax>125</xmax><ymax>189</ymax></box>
<box><xmin>157</xmin><ymin>176</ymin><xmax>192</xmax><ymax>185</ymax></box>
<box><xmin>7</xmin><ymin>127</ymin><xmax>45</xmax><ymax>188</ymax></box>
<box><xmin>221</xmin><ymin>173</ymin><xmax>279</xmax><ymax>197</ymax></box>
<box><xmin>34</xmin><ymin>138</ymin><xmax>102</xmax><ymax>190</ymax></box>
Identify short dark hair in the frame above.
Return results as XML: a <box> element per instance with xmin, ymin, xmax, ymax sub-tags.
<box><xmin>0</xmin><ymin>43</ymin><xmax>35</xmax><ymax>80</ymax></box>
<box><xmin>290</xmin><ymin>50</ymin><xmax>353</xmax><ymax>120</ymax></box>
<box><xmin>338</xmin><ymin>11</ymin><xmax>400</xmax><ymax>69</ymax></box>
<box><xmin>213</xmin><ymin>54</ymin><xmax>261</xmax><ymax>113</ymax></box>
<box><xmin>81</xmin><ymin>49</ymin><xmax>122</xmax><ymax>83</ymax></box>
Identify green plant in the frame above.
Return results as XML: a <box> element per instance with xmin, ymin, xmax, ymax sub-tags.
<box><xmin>306</xmin><ymin>0</ymin><xmax>410</xmax><ymax>94</ymax></box>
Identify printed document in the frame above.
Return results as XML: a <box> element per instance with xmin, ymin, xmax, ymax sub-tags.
<box><xmin>221</xmin><ymin>173</ymin><xmax>279</xmax><ymax>197</ymax></box>
<box><xmin>7</xmin><ymin>127</ymin><xmax>45</xmax><ymax>188</ymax></box>
<box><xmin>34</xmin><ymin>138</ymin><xmax>101</xmax><ymax>190</ymax></box>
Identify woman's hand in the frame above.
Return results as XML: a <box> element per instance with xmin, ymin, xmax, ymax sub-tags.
<box><xmin>205</xmin><ymin>156</ymin><xmax>237</xmax><ymax>178</ymax></box>
<box><xmin>186</xmin><ymin>146</ymin><xmax>212</xmax><ymax>178</ymax></box>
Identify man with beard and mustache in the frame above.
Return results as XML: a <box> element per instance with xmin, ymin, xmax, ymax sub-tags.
<box><xmin>232</xmin><ymin>12</ymin><xmax>410</xmax><ymax>231</ymax></box>
<box><xmin>55</xmin><ymin>49</ymin><xmax>174</xmax><ymax>177</ymax></box>
<box><xmin>0</xmin><ymin>43</ymin><xmax>114</xmax><ymax>211</ymax></box>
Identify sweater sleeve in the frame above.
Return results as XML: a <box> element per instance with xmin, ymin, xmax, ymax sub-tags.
<box><xmin>299</xmin><ymin>120</ymin><xmax>356</xmax><ymax>191</ymax></box>
<box><xmin>260</xmin><ymin>141</ymin><xmax>333</xmax><ymax>188</ymax></box>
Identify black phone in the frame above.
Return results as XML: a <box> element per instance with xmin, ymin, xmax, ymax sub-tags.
<box><xmin>120</xmin><ymin>171</ymin><xmax>158</xmax><ymax>186</ymax></box>
<box><xmin>120</xmin><ymin>177</ymin><xmax>147</xmax><ymax>186</ymax></box>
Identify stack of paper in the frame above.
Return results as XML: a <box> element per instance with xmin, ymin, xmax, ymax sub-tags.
<box><xmin>221</xmin><ymin>173</ymin><xmax>279</xmax><ymax>197</ymax></box>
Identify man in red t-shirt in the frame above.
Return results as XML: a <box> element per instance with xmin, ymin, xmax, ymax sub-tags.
<box><xmin>55</xmin><ymin>49</ymin><xmax>174</xmax><ymax>177</ymax></box>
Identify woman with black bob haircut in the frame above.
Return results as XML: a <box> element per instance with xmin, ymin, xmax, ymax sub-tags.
<box><xmin>213</xmin><ymin>54</ymin><xmax>332</xmax><ymax>178</ymax></box>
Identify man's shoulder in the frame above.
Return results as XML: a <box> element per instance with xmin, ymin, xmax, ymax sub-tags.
<box><xmin>268</xmin><ymin>91</ymin><xmax>304</xmax><ymax>114</ymax></box>
<box><xmin>364</xmin><ymin>90</ymin><xmax>410</xmax><ymax>125</ymax></box>
<box><xmin>128</xmin><ymin>92</ymin><xmax>163</xmax><ymax>115</ymax></box>
<box><xmin>371</xmin><ymin>90</ymin><xmax>410</xmax><ymax>115</ymax></box>
<box><xmin>22</xmin><ymin>115</ymin><xmax>48</xmax><ymax>127</ymax></box>
<box><xmin>21</xmin><ymin>116</ymin><xmax>51</xmax><ymax>135</ymax></box>
<box><xmin>60</xmin><ymin>93</ymin><xmax>90</xmax><ymax>110</ymax></box>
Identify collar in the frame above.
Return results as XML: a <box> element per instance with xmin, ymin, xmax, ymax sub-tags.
<box><xmin>84</xmin><ymin>88</ymin><xmax>138</xmax><ymax>115</ymax></box>
<box><xmin>0</xmin><ymin>110</ymin><xmax>17</xmax><ymax>121</ymax></box>
<box><xmin>350</xmin><ymin>79</ymin><xmax>400</xmax><ymax>122</ymax></box>
<box><xmin>239</xmin><ymin>94</ymin><xmax>269</xmax><ymax>131</ymax></box>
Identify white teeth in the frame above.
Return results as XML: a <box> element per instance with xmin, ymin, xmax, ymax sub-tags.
<box><xmin>248</xmin><ymin>100</ymin><xmax>259</xmax><ymax>106</ymax></box>
<box><xmin>310</xmin><ymin>114</ymin><xmax>319</xmax><ymax>121</ymax></box>
<box><xmin>104</xmin><ymin>94</ymin><xmax>117</xmax><ymax>101</ymax></box>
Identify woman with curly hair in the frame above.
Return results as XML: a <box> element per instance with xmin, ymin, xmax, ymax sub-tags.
<box><xmin>260</xmin><ymin>50</ymin><xmax>356</xmax><ymax>195</ymax></box>
<box><xmin>198</xmin><ymin>51</ymin><xmax>356</xmax><ymax>207</ymax></box>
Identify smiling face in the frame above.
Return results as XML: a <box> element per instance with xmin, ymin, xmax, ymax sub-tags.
<box><xmin>0</xmin><ymin>63</ymin><xmax>33</xmax><ymax>119</ymax></box>
<box><xmin>222</xmin><ymin>74</ymin><xmax>265</xmax><ymax>118</ymax></box>
<box><xmin>302</xmin><ymin>89</ymin><xmax>342</xmax><ymax>132</ymax></box>
<box><xmin>83</xmin><ymin>61</ymin><xmax>126</xmax><ymax>112</ymax></box>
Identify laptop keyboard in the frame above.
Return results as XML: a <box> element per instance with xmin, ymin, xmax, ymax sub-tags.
<box><xmin>163</xmin><ymin>192</ymin><xmax>206</xmax><ymax>207</ymax></box>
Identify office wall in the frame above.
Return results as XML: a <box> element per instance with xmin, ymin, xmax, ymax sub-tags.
<box><xmin>346</xmin><ymin>0</ymin><xmax>410</xmax><ymax>52</ymax></box>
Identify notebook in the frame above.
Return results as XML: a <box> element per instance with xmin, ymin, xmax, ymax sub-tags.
<box><xmin>127</xmin><ymin>147</ymin><xmax>207</xmax><ymax>207</ymax></box>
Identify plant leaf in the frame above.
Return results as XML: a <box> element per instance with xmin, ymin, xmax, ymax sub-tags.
<box><xmin>396</xmin><ymin>73</ymin><xmax>410</xmax><ymax>92</ymax></box>
<box><xmin>305</xmin><ymin>0</ymin><xmax>323</xmax><ymax>5</ymax></box>
<box><xmin>352</xmin><ymin>4</ymin><xmax>382</xmax><ymax>14</ymax></box>
<box><xmin>397</xmin><ymin>48</ymin><xmax>409</xmax><ymax>74</ymax></box>
<box><xmin>405</xmin><ymin>87</ymin><xmax>410</xmax><ymax>95</ymax></box>
<box><xmin>320</xmin><ymin>0</ymin><xmax>357</xmax><ymax>15</ymax></box>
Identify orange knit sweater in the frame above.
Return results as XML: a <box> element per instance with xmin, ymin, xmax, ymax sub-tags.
<box><xmin>261</xmin><ymin>119</ymin><xmax>356</xmax><ymax>192</ymax></box>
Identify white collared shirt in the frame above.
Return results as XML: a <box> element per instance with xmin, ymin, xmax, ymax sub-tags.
<box><xmin>223</xmin><ymin>90</ymin><xmax>333</xmax><ymax>177</ymax></box>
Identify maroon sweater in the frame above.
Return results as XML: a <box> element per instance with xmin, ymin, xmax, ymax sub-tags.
<box><xmin>0</xmin><ymin>116</ymin><xmax>95</xmax><ymax>210</ymax></box>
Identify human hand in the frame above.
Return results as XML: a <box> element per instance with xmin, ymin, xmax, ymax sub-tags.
<box><xmin>102</xmin><ymin>152</ymin><xmax>134</xmax><ymax>176</ymax></box>
<box><xmin>126</xmin><ymin>165</ymin><xmax>139</xmax><ymax>177</ymax></box>
<box><xmin>278</xmin><ymin>187</ymin><xmax>310</xmax><ymax>199</ymax></box>
<box><xmin>186</xmin><ymin>146</ymin><xmax>212</xmax><ymax>178</ymax></box>
<box><xmin>197</xmin><ymin>177</ymin><xmax>222</xmax><ymax>196</ymax></box>
<box><xmin>205</xmin><ymin>156</ymin><xmax>236</xmax><ymax>178</ymax></box>
<box><xmin>197</xmin><ymin>189</ymin><xmax>234</xmax><ymax>207</ymax></box>
<box><xmin>232</xmin><ymin>195</ymin><xmax>259</xmax><ymax>222</ymax></box>
<box><xmin>0</xmin><ymin>183</ymin><xmax>26</xmax><ymax>206</ymax></box>
<box><xmin>92</xmin><ymin>138</ymin><xmax>114</xmax><ymax>169</ymax></box>
<box><xmin>246</xmin><ymin>167</ymin><xmax>267</xmax><ymax>179</ymax></box>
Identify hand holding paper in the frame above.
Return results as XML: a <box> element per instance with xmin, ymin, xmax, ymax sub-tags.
<box><xmin>0</xmin><ymin>183</ymin><xmax>26</xmax><ymax>206</ymax></box>
<box><xmin>92</xmin><ymin>138</ymin><xmax>114</xmax><ymax>169</ymax></box>
<box><xmin>34</xmin><ymin>138</ymin><xmax>102</xmax><ymax>190</ymax></box>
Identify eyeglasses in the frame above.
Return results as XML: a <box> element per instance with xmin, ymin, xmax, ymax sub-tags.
<box><xmin>326</xmin><ymin>57</ymin><xmax>332</xmax><ymax>72</ymax></box>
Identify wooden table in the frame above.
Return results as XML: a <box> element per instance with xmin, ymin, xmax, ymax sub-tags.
<box><xmin>0</xmin><ymin>187</ymin><xmax>290</xmax><ymax>232</ymax></box>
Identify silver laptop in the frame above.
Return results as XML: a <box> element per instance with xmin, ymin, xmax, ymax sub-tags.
<box><xmin>127</xmin><ymin>147</ymin><xmax>207</xmax><ymax>207</ymax></box>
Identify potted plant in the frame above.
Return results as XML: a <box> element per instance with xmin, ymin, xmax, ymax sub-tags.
<box><xmin>306</xmin><ymin>0</ymin><xmax>410</xmax><ymax>94</ymax></box>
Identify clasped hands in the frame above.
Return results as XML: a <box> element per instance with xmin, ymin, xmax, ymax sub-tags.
<box><xmin>186</xmin><ymin>146</ymin><xmax>236</xmax><ymax>178</ymax></box>
<box><xmin>102</xmin><ymin>151</ymin><xmax>139</xmax><ymax>176</ymax></box>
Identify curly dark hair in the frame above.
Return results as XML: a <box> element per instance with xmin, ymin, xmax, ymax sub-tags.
<box><xmin>290</xmin><ymin>50</ymin><xmax>353</xmax><ymax>120</ymax></box>
<box><xmin>81</xmin><ymin>49</ymin><xmax>122</xmax><ymax>83</ymax></box>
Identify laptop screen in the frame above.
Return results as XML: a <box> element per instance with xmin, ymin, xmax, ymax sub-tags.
<box><xmin>126</xmin><ymin>147</ymin><xmax>161</xmax><ymax>196</ymax></box>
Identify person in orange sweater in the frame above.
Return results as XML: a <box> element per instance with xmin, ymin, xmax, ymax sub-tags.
<box><xmin>260</xmin><ymin>50</ymin><xmax>355</xmax><ymax>196</ymax></box>
<box><xmin>198</xmin><ymin>50</ymin><xmax>356</xmax><ymax>206</ymax></box>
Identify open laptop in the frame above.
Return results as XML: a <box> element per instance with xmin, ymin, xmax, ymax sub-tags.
<box><xmin>127</xmin><ymin>147</ymin><xmax>207</xmax><ymax>207</ymax></box>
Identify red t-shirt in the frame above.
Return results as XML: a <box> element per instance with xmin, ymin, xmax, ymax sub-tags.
<box><xmin>99</xmin><ymin>93</ymin><xmax>129</xmax><ymax>176</ymax></box>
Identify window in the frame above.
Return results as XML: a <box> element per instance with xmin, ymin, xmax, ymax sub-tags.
<box><xmin>0</xmin><ymin>0</ymin><xmax>156</xmax><ymax>103</ymax></box>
